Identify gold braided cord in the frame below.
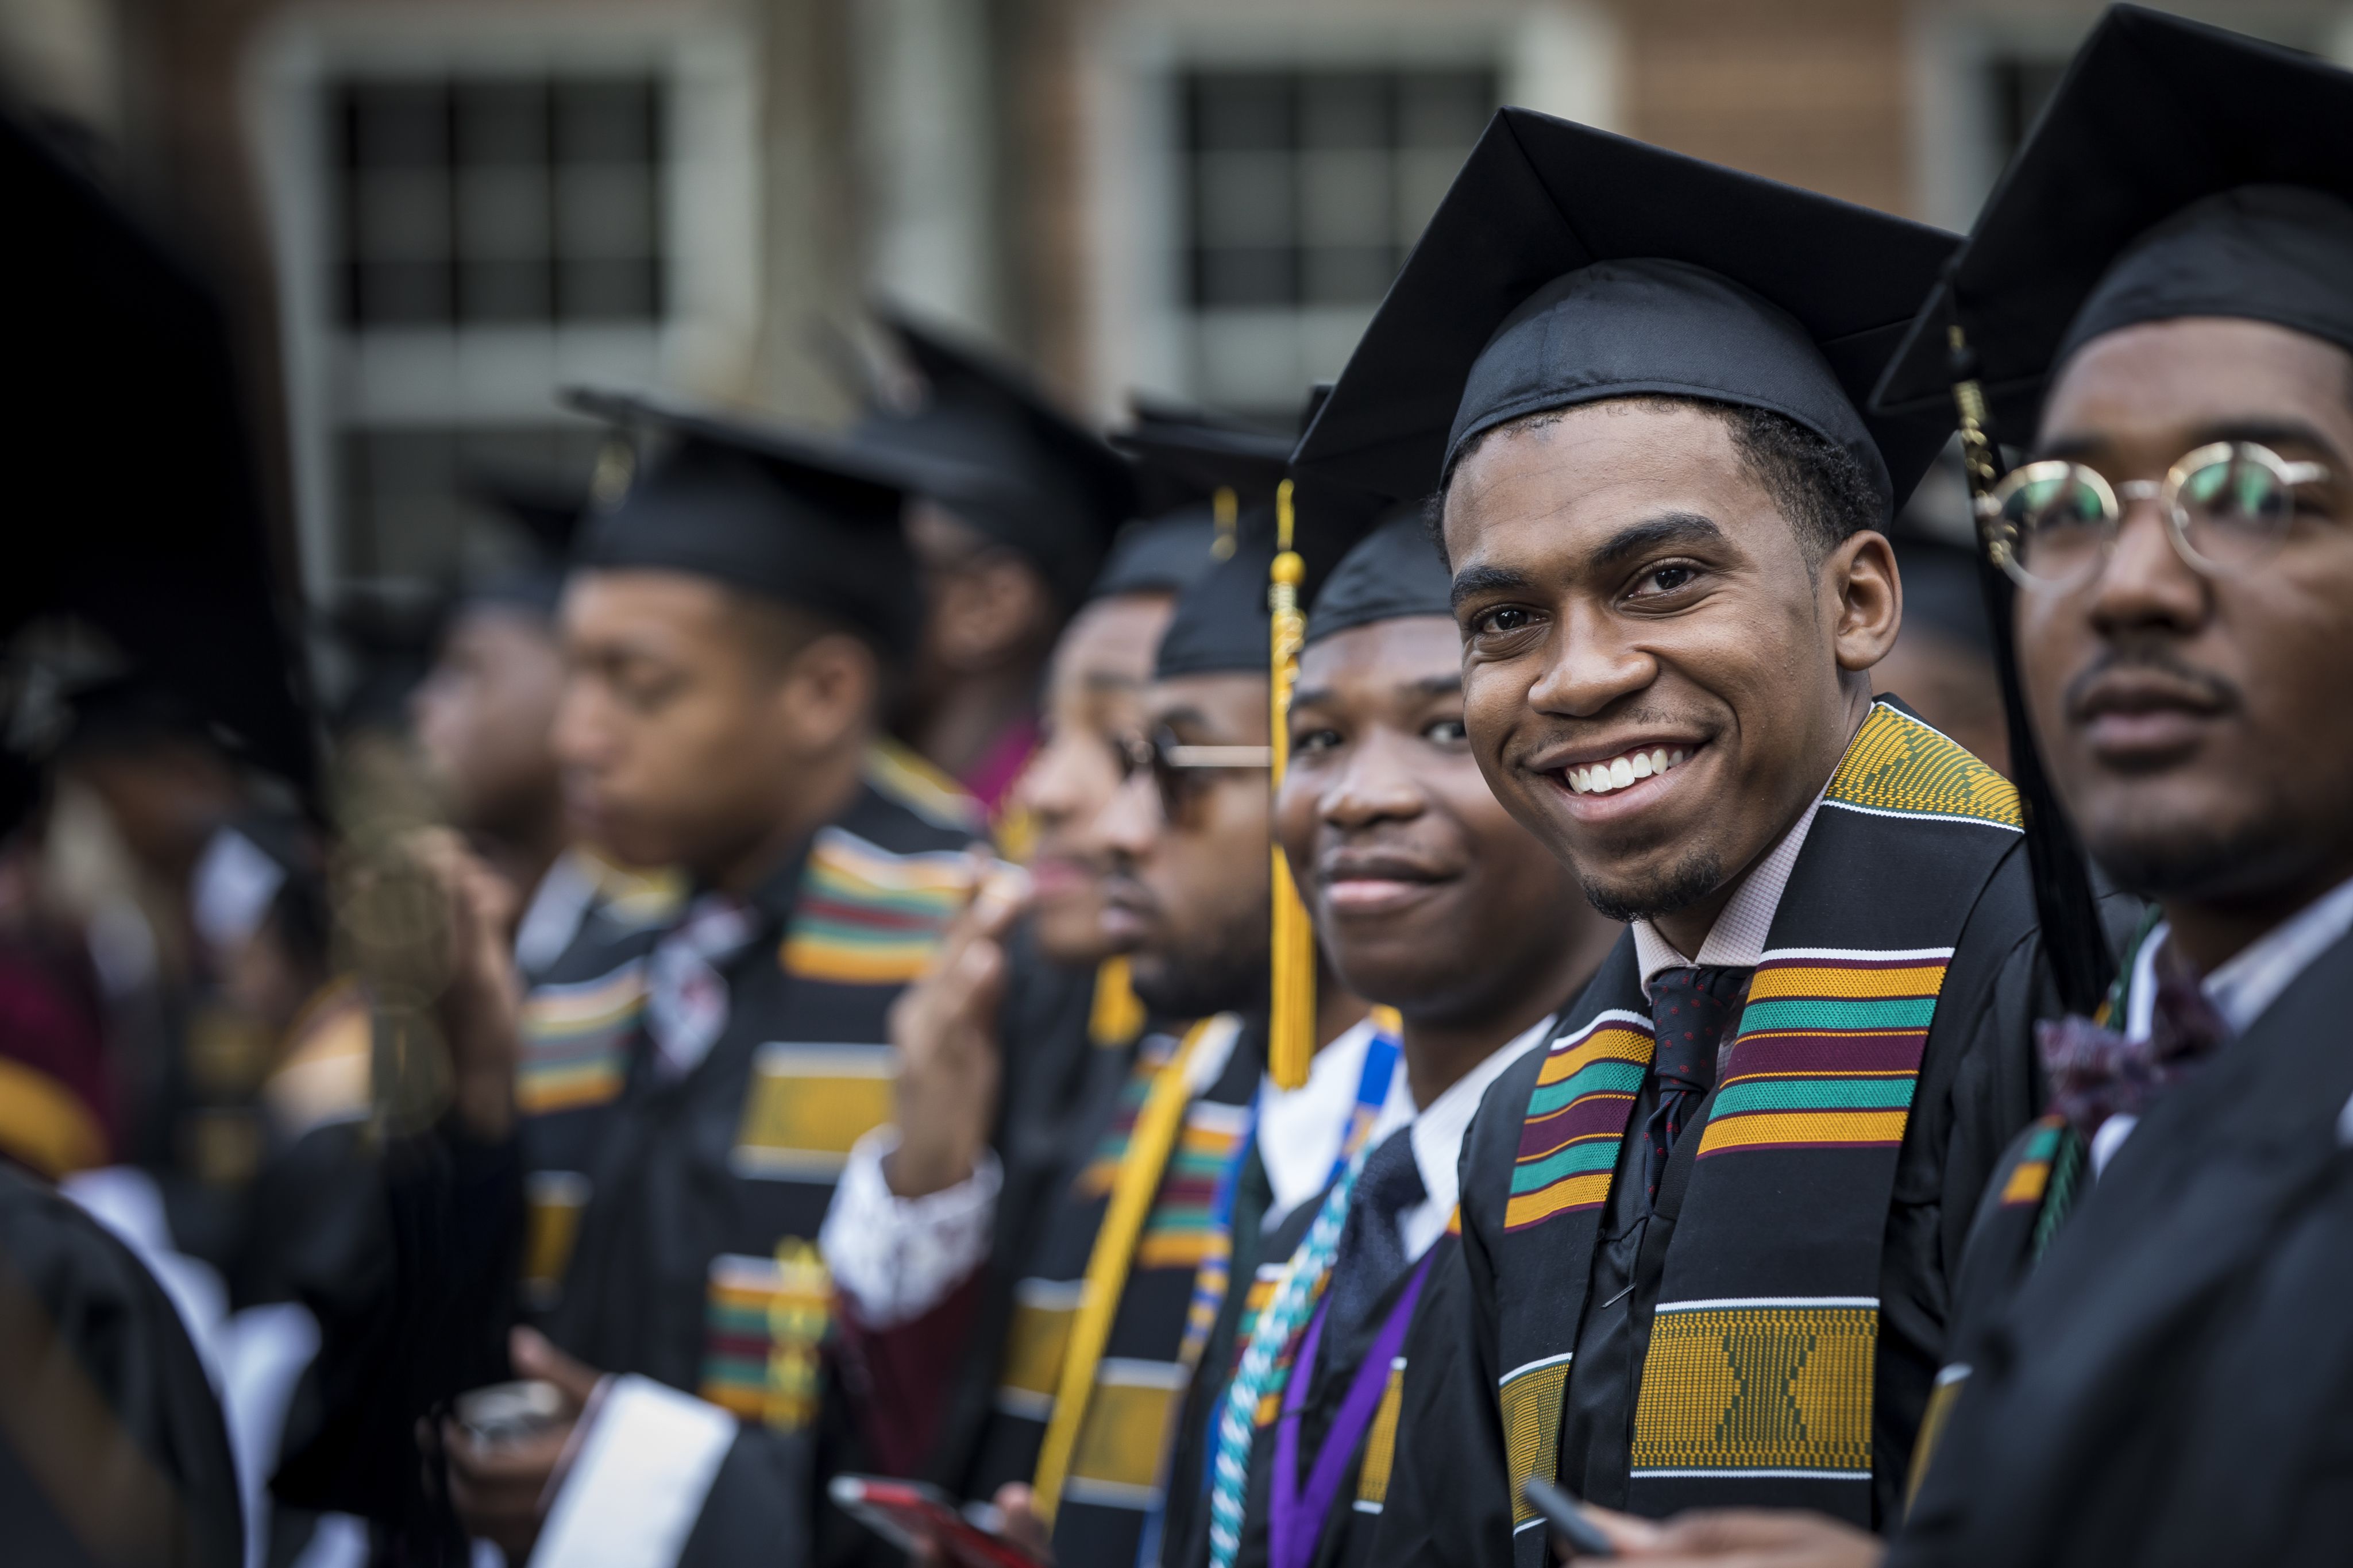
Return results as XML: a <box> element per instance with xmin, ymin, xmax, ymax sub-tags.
<box><xmin>1947</xmin><ymin>324</ymin><xmax>2010</xmax><ymax>572</ymax></box>
<box><xmin>1031</xmin><ymin>1018</ymin><xmax>1217</xmax><ymax>1524</ymax></box>
<box><xmin>1267</xmin><ymin>478</ymin><xmax>1314</xmax><ymax>1090</ymax></box>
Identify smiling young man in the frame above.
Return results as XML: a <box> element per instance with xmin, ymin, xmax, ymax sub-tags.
<box><xmin>857</xmin><ymin>504</ymin><xmax>1397</xmax><ymax>1568</ymax></box>
<box><xmin>1173</xmin><ymin>512</ymin><xmax>1620</xmax><ymax>1568</ymax></box>
<box><xmin>277</xmin><ymin>392</ymin><xmax>984</xmax><ymax>1567</ymax></box>
<box><xmin>1583</xmin><ymin>15</ymin><xmax>2353</xmax><ymax>1568</ymax></box>
<box><xmin>1288</xmin><ymin>113</ymin><xmax>2062</xmax><ymax>1568</ymax></box>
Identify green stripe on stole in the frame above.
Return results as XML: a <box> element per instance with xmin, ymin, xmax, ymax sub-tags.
<box><xmin>1487</xmin><ymin>704</ymin><xmax>2019</xmax><ymax>1559</ymax></box>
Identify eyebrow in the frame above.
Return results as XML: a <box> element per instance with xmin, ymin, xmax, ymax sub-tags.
<box><xmin>1081</xmin><ymin>671</ymin><xmax>1142</xmax><ymax>693</ymax></box>
<box><xmin>2039</xmin><ymin>419</ymin><xmax>2346</xmax><ymax>465</ymax></box>
<box><xmin>1591</xmin><ymin>511</ymin><xmax>1729</xmax><ymax>571</ymax></box>
<box><xmin>1448</xmin><ymin>513</ymin><xmax>1730</xmax><ymax>611</ymax></box>
<box><xmin>1289</xmin><ymin>671</ymin><xmax>1462</xmax><ymax>713</ymax></box>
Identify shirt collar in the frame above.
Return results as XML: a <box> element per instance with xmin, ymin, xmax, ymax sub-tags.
<box><xmin>1255</xmin><ymin>1017</ymin><xmax>1416</xmax><ymax>1230</ymax></box>
<box><xmin>1400</xmin><ymin>1013</ymin><xmax>1555</xmax><ymax>1260</ymax></box>
<box><xmin>2127</xmin><ymin>871</ymin><xmax>2353</xmax><ymax>1042</ymax></box>
<box><xmin>1630</xmin><ymin>789</ymin><xmax>1827</xmax><ymax>998</ymax></box>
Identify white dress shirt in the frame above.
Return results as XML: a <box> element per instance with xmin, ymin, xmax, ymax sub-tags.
<box><xmin>1397</xmin><ymin>1014</ymin><xmax>1556</xmax><ymax>1261</ymax></box>
<box><xmin>2097</xmin><ymin>871</ymin><xmax>2353</xmax><ymax>1173</ymax></box>
<box><xmin>1629</xmin><ymin>790</ymin><xmax>1826</xmax><ymax>998</ymax></box>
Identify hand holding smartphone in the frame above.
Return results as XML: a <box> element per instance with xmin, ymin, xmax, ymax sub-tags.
<box><xmin>831</xmin><ymin>1474</ymin><xmax>1046</xmax><ymax>1568</ymax></box>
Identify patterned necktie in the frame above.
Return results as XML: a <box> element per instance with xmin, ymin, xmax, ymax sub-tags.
<box><xmin>1322</xmin><ymin>1127</ymin><xmax>1426</xmax><ymax>1341</ymax></box>
<box><xmin>1642</xmin><ymin>965</ymin><xmax>1751</xmax><ymax>1203</ymax></box>
<box><xmin>644</xmin><ymin>893</ymin><xmax>759</xmax><ymax>1081</ymax></box>
<box><xmin>2037</xmin><ymin>938</ymin><xmax>2231</xmax><ymax>1146</ymax></box>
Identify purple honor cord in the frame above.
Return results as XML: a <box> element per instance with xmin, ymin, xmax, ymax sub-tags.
<box><xmin>1267</xmin><ymin>1249</ymin><xmax>1435</xmax><ymax>1568</ymax></box>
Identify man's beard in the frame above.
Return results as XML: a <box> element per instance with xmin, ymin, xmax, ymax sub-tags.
<box><xmin>1131</xmin><ymin>913</ymin><xmax>1270</xmax><ymax>1021</ymax></box>
<box><xmin>1579</xmin><ymin>844</ymin><xmax>1725</xmax><ymax>925</ymax></box>
<box><xmin>2088</xmin><ymin>810</ymin><xmax>2295</xmax><ymax>903</ymax></box>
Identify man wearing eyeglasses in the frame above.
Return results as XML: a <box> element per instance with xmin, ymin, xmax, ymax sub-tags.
<box><xmin>1570</xmin><ymin>11</ymin><xmax>2353</xmax><ymax>1568</ymax></box>
<box><xmin>1288</xmin><ymin>109</ymin><xmax>2074</xmax><ymax>1568</ymax></box>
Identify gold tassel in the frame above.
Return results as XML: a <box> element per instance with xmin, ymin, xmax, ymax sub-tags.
<box><xmin>1267</xmin><ymin>478</ymin><xmax>1315</xmax><ymax>1090</ymax></box>
<box><xmin>1212</xmin><ymin>485</ymin><xmax>1239</xmax><ymax>559</ymax></box>
<box><xmin>1948</xmin><ymin>324</ymin><xmax>2009</xmax><ymax>567</ymax></box>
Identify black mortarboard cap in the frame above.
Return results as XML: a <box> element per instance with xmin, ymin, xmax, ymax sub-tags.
<box><xmin>5</xmin><ymin>112</ymin><xmax>315</xmax><ymax>797</ymax></box>
<box><xmin>1292</xmin><ymin>108</ymin><xmax>1959</xmax><ymax>519</ymax></box>
<box><xmin>858</xmin><ymin>307</ymin><xmax>1138</xmax><ymax>605</ymax></box>
<box><xmin>1089</xmin><ymin>512</ymin><xmax>1222</xmax><ymax>600</ymax></box>
<box><xmin>1304</xmin><ymin>509</ymin><xmax>1453</xmax><ymax>647</ymax></box>
<box><xmin>1152</xmin><ymin>474</ymin><xmax>1386</xmax><ymax>679</ymax></box>
<box><xmin>1113</xmin><ymin>404</ymin><xmax>1294</xmax><ymax>512</ymax></box>
<box><xmin>1874</xmin><ymin>6</ymin><xmax>2353</xmax><ymax>443</ymax></box>
<box><xmin>460</xmin><ymin>469</ymin><xmax>588</xmax><ymax>617</ymax></box>
<box><xmin>565</xmin><ymin>387</ymin><xmax>959</xmax><ymax>657</ymax></box>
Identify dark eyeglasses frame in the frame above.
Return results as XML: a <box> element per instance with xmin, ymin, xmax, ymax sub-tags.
<box><xmin>1113</xmin><ymin>727</ymin><xmax>1273</xmax><ymax>822</ymax></box>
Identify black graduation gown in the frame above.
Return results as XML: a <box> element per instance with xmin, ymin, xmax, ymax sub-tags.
<box><xmin>1895</xmin><ymin>925</ymin><xmax>2353</xmax><ymax>1568</ymax></box>
<box><xmin>952</xmin><ymin>1014</ymin><xmax>1263</xmax><ymax>1568</ymax></box>
<box><xmin>0</xmin><ymin>1164</ymin><xmax>243</xmax><ymax>1568</ymax></box>
<box><xmin>1368</xmin><ymin>702</ymin><xmax>2051</xmax><ymax>1568</ymax></box>
<box><xmin>912</xmin><ymin>933</ymin><xmax>1148</xmax><ymax>1494</ymax></box>
<box><xmin>279</xmin><ymin>763</ymin><xmax>979</xmax><ymax>1565</ymax></box>
<box><xmin>1170</xmin><ymin>1186</ymin><xmax>1449</xmax><ymax>1568</ymax></box>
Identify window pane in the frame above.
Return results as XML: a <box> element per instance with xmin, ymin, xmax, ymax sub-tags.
<box><xmin>556</xmin><ymin>164</ymin><xmax>655</xmax><ymax>258</ymax></box>
<box><xmin>559</xmin><ymin>257</ymin><xmax>659</xmax><ymax>319</ymax></box>
<box><xmin>555</xmin><ymin>80</ymin><xmax>657</xmax><ymax>163</ymax></box>
<box><xmin>454</xmin><ymin>81</ymin><xmax>545</xmax><ymax>165</ymax></box>
<box><xmin>1300</xmin><ymin>74</ymin><xmax>1388</xmax><ymax>151</ymax></box>
<box><xmin>1191</xmin><ymin>74</ymin><xmax>1291</xmax><ymax>153</ymax></box>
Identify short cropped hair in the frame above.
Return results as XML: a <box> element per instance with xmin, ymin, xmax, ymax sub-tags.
<box><xmin>1436</xmin><ymin>396</ymin><xmax>1884</xmax><ymax>571</ymax></box>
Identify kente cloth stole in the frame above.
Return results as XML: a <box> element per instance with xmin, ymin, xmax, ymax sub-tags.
<box><xmin>1032</xmin><ymin>1018</ymin><xmax>1224</xmax><ymax>1524</ymax></box>
<box><xmin>1495</xmin><ymin>703</ymin><xmax>2020</xmax><ymax>1537</ymax></box>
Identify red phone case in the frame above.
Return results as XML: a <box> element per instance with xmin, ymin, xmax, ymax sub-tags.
<box><xmin>830</xmin><ymin>1475</ymin><xmax>1043</xmax><ymax>1568</ymax></box>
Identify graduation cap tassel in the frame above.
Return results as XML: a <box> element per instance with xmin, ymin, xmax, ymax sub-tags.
<box><xmin>1948</xmin><ymin>326</ymin><xmax>2116</xmax><ymax>1017</ymax></box>
<box><xmin>1213</xmin><ymin>486</ymin><xmax>1239</xmax><ymax>559</ymax></box>
<box><xmin>1268</xmin><ymin>479</ymin><xmax>1316</xmax><ymax>1090</ymax></box>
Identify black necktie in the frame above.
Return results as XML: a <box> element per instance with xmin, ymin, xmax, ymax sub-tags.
<box><xmin>1642</xmin><ymin>965</ymin><xmax>1751</xmax><ymax>1203</ymax></box>
<box><xmin>1324</xmin><ymin>1127</ymin><xmax>1426</xmax><ymax>1340</ymax></box>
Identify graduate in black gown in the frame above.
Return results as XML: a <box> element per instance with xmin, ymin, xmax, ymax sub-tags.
<box><xmin>1785</xmin><ymin>13</ymin><xmax>2353</xmax><ymax>1568</ymax></box>
<box><xmin>277</xmin><ymin>391</ymin><xmax>988</xmax><ymax>1567</ymax></box>
<box><xmin>1287</xmin><ymin>110</ymin><xmax>2076</xmax><ymax>1568</ymax></box>
<box><xmin>818</xmin><ymin>437</ymin><xmax>1247</xmax><ymax>1488</ymax></box>
<box><xmin>1167</xmin><ymin>512</ymin><xmax>1621</xmax><ymax>1568</ymax></box>
<box><xmin>3</xmin><ymin>103</ymin><xmax>310</xmax><ymax>1567</ymax></box>
<box><xmin>1558</xmin><ymin>11</ymin><xmax>2353</xmax><ymax>1567</ymax></box>
<box><xmin>854</xmin><ymin>308</ymin><xmax>1138</xmax><ymax>829</ymax></box>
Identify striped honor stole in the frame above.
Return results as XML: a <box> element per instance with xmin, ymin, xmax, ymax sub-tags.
<box><xmin>1495</xmin><ymin>702</ymin><xmax>2020</xmax><ymax>1542</ymax></box>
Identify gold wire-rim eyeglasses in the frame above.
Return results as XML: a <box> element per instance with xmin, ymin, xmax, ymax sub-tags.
<box><xmin>1977</xmin><ymin>439</ymin><xmax>2330</xmax><ymax>591</ymax></box>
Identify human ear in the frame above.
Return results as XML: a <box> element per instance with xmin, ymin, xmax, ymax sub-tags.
<box><xmin>776</xmin><ymin>633</ymin><xmax>879</xmax><ymax>752</ymax></box>
<box><xmin>1826</xmin><ymin>529</ymin><xmax>1902</xmax><ymax>674</ymax></box>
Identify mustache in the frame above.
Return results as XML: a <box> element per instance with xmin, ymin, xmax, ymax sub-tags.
<box><xmin>2062</xmin><ymin>638</ymin><xmax>2242</xmax><ymax>717</ymax></box>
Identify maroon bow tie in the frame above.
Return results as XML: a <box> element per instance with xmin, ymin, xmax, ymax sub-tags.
<box><xmin>2036</xmin><ymin>939</ymin><xmax>2231</xmax><ymax>1147</ymax></box>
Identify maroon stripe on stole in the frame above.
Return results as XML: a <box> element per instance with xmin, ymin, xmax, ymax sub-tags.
<box><xmin>1719</xmin><ymin>1031</ymin><xmax>1928</xmax><ymax>1079</ymax></box>
<box><xmin>1514</xmin><ymin>1092</ymin><xmax>1638</xmax><ymax>1161</ymax></box>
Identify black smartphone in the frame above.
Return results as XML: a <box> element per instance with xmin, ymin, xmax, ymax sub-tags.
<box><xmin>1521</xmin><ymin>1477</ymin><xmax>1618</xmax><ymax>1559</ymax></box>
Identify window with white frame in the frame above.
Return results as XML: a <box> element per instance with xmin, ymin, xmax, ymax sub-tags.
<box><xmin>1174</xmin><ymin>65</ymin><xmax>1496</xmax><ymax>419</ymax></box>
<box><xmin>335</xmin><ymin>75</ymin><xmax>666</xmax><ymax>329</ymax></box>
<box><xmin>256</xmin><ymin>22</ymin><xmax>758</xmax><ymax>600</ymax></box>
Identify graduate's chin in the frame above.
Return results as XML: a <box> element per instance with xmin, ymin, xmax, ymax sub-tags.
<box><xmin>1575</xmin><ymin>845</ymin><xmax>1726</xmax><ymax>926</ymax></box>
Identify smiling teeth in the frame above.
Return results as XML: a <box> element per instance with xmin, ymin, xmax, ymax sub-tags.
<box><xmin>1567</xmin><ymin>747</ymin><xmax>1688</xmax><ymax>794</ymax></box>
